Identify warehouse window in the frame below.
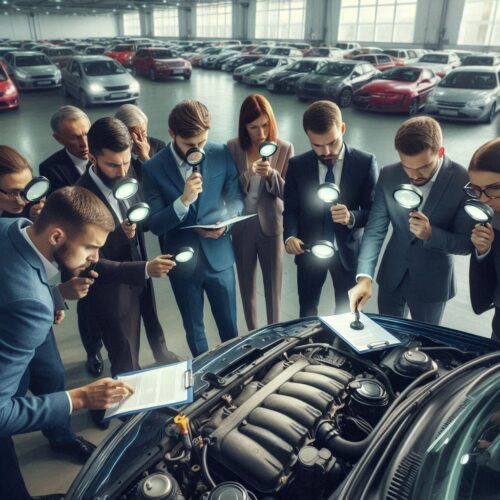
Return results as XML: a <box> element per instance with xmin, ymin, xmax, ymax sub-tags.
<box><xmin>255</xmin><ymin>0</ymin><xmax>306</xmax><ymax>40</ymax></box>
<box><xmin>196</xmin><ymin>2</ymin><xmax>232</xmax><ymax>38</ymax></box>
<box><xmin>458</xmin><ymin>0</ymin><xmax>500</xmax><ymax>45</ymax></box>
<box><xmin>338</xmin><ymin>0</ymin><xmax>417</xmax><ymax>43</ymax></box>
<box><xmin>153</xmin><ymin>8</ymin><xmax>179</xmax><ymax>37</ymax></box>
<box><xmin>123</xmin><ymin>12</ymin><xmax>141</xmax><ymax>36</ymax></box>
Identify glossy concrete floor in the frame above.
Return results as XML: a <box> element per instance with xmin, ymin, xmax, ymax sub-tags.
<box><xmin>1</xmin><ymin>68</ymin><xmax>498</xmax><ymax>496</ymax></box>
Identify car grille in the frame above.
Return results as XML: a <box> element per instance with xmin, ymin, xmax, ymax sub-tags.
<box><xmin>169</xmin><ymin>61</ymin><xmax>184</xmax><ymax>67</ymax></box>
<box><xmin>32</xmin><ymin>75</ymin><xmax>55</xmax><ymax>79</ymax></box>
<box><xmin>303</xmin><ymin>83</ymin><xmax>322</xmax><ymax>90</ymax></box>
<box><xmin>436</xmin><ymin>100</ymin><xmax>465</xmax><ymax>108</ymax></box>
<box><xmin>105</xmin><ymin>85</ymin><xmax>129</xmax><ymax>91</ymax></box>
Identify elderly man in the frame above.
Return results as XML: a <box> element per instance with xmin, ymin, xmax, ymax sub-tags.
<box><xmin>115</xmin><ymin>104</ymin><xmax>165</xmax><ymax>182</ymax></box>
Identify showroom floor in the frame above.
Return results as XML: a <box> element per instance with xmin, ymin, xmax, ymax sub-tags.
<box><xmin>2</xmin><ymin>68</ymin><xmax>498</xmax><ymax>496</ymax></box>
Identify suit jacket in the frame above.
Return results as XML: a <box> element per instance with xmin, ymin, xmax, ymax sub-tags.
<box><xmin>76</xmin><ymin>171</ymin><xmax>147</xmax><ymax>317</ymax></box>
<box><xmin>357</xmin><ymin>156</ymin><xmax>474</xmax><ymax>303</ymax></box>
<box><xmin>470</xmin><ymin>230</ymin><xmax>500</xmax><ymax>314</ymax></box>
<box><xmin>283</xmin><ymin>145</ymin><xmax>378</xmax><ymax>271</ymax></box>
<box><xmin>0</xmin><ymin>218</ymin><xmax>69</xmax><ymax>437</ymax></box>
<box><xmin>39</xmin><ymin>148</ymin><xmax>86</xmax><ymax>194</ymax></box>
<box><xmin>227</xmin><ymin>137</ymin><xmax>293</xmax><ymax>237</ymax></box>
<box><xmin>132</xmin><ymin>136</ymin><xmax>166</xmax><ymax>183</ymax></box>
<box><xmin>143</xmin><ymin>141</ymin><xmax>244</xmax><ymax>276</ymax></box>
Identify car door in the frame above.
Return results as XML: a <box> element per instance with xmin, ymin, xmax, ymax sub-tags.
<box><xmin>66</xmin><ymin>60</ymin><xmax>81</xmax><ymax>96</ymax></box>
<box><xmin>134</xmin><ymin>49</ymin><xmax>145</xmax><ymax>74</ymax></box>
<box><xmin>349</xmin><ymin>65</ymin><xmax>366</xmax><ymax>91</ymax></box>
<box><xmin>377</xmin><ymin>54</ymin><xmax>394</xmax><ymax>71</ymax></box>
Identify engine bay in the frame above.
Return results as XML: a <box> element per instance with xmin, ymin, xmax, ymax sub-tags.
<box><xmin>115</xmin><ymin>324</ymin><xmax>478</xmax><ymax>500</ymax></box>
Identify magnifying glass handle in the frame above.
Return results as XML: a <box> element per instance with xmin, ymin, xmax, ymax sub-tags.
<box><xmin>261</xmin><ymin>156</ymin><xmax>267</xmax><ymax>162</ymax></box>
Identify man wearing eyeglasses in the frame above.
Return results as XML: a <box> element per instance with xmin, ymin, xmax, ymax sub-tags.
<box><xmin>349</xmin><ymin>117</ymin><xmax>474</xmax><ymax>325</ymax></box>
<box><xmin>468</xmin><ymin>138</ymin><xmax>500</xmax><ymax>341</ymax></box>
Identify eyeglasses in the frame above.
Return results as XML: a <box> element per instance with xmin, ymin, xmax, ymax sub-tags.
<box><xmin>0</xmin><ymin>188</ymin><xmax>25</xmax><ymax>203</ymax></box>
<box><xmin>464</xmin><ymin>182</ymin><xmax>500</xmax><ymax>200</ymax></box>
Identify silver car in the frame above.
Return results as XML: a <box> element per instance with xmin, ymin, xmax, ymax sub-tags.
<box><xmin>412</xmin><ymin>52</ymin><xmax>461</xmax><ymax>77</ymax></box>
<box><xmin>424</xmin><ymin>66</ymin><xmax>499</xmax><ymax>123</ymax></box>
<box><xmin>241</xmin><ymin>56</ymin><xmax>295</xmax><ymax>85</ymax></box>
<box><xmin>3</xmin><ymin>51</ymin><xmax>61</xmax><ymax>89</ymax></box>
<box><xmin>62</xmin><ymin>55</ymin><xmax>140</xmax><ymax>108</ymax></box>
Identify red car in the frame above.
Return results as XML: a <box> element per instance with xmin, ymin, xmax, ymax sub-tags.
<box><xmin>353</xmin><ymin>54</ymin><xmax>400</xmax><ymax>71</ymax></box>
<box><xmin>353</xmin><ymin>66</ymin><xmax>439</xmax><ymax>115</ymax></box>
<box><xmin>105</xmin><ymin>43</ymin><xmax>136</xmax><ymax>68</ymax></box>
<box><xmin>132</xmin><ymin>47</ymin><xmax>192</xmax><ymax>81</ymax></box>
<box><xmin>0</xmin><ymin>61</ymin><xmax>19</xmax><ymax>110</ymax></box>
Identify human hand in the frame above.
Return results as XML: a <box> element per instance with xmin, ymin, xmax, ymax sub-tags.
<box><xmin>471</xmin><ymin>223</ymin><xmax>494</xmax><ymax>256</ymax></box>
<box><xmin>285</xmin><ymin>236</ymin><xmax>305</xmax><ymax>255</ymax></box>
<box><xmin>409</xmin><ymin>211</ymin><xmax>432</xmax><ymax>240</ymax></box>
<box><xmin>146</xmin><ymin>255</ymin><xmax>176</xmax><ymax>277</ymax></box>
<box><xmin>121</xmin><ymin>220</ymin><xmax>137</xmax><ymax>239</ymax></box>
<box><xmin>252</xmin><ymin>159</ymin><xmax>272</xmax><ymax>177</ymax></box>
<box><xmin>131</xmin><ymin>131</ymin><xmax>151</xmax><ymax>161</ymax></box>
<box><xmin>68</xmin><ymin>378</ymin><xmax>135</xmax><ymax>411</ymax></box>
<box><xmin>53</xmin><ymin>309</ymin><xmax>65</xmax><ymax>325</ymax></box>
<box><xmin>195</xmin><ymin>225</ymin><xmax>225</xmax><ymax>239</ymax></box>
<box><xmin>331</xmin><ymin>204</ymin><xmax>351</xmax><ymax>225</ymax></box>
<box><xmin>181</xmin><ymin>172</ymin><xmax>203</xmax><ymax>206</ymax></box>
<box><xmin>58</xmin><ymin>276</ymin><xmax>96</xmax><ymax>300</ymax></box>
<box><xmin>29</xmin><ymin>198</ymin><xmax>45</xmax><ymax>222</ymax></box>
<box><xmin>348</xmin><ymin>277</ymin><xmax>372</xmax><ymax>312</ymax></box>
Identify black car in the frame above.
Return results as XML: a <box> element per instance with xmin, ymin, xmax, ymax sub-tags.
<box><xmin>266</xmin><ymin>57</ymin><xmax>329</xmax><ymax>93</ymax></box>
<box><xmin>66</xmin><ymin>315</ymin><xmax>499</xmax><ymax>500</ymax></box>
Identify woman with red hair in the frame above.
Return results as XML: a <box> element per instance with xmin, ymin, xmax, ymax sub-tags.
<box><xmin>227</xmin><ymin>94</ymin><xmax>293</xmax><ymax>331</ymax></box>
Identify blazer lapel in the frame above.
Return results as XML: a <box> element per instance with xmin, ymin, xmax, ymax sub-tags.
<box><xmin>82</xmin><ymin>172</ymin><xmax>121</xmax><ymax>228</ymax></box>
<box><xmin>422</xmin><ymin>156</ymin><xmax>453</xmax><ymax>219</ymax></box>
<box><xmin>338</xmin><ymin>143</ymin><xmax>352</xmax><ymax>204</ymax></box>
<box><xmin>161</xmin><ymin>145</ymin><xmax>186</xmax><ymax>195</ymax></box>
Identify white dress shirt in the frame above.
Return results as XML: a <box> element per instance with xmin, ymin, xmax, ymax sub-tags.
<box><xmin>171</xmin><ymin>142</ymin><xmax>193</xmax><ymax>221</ymax></box>
<box><xmin>66</xmin><ymin>149</ymin><xmax>88</xmax><ymax>176</ymax></box>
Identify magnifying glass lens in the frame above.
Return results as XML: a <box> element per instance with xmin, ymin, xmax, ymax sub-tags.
<box><xmin>464</xmin><ymin>200</ymin><xmax>494</xmax><ymax>223</ymax></box>
<box><xmin>187</xmin><ymin>151</ymin><xmax>204</xmax><ymax>165</ymax></box>
<box><xmin>259</xmin><ymin>141</ymin><xmax>278</xmax><ymax>158</ymax></box>
<box><xmin>25</xmin><ymin>177</ymin><xmax>50</xmax><ymax>202</ymax></box>
<box><xmin>311</xmin><ymin>241</ymin><xmax>335</xmax><ymax>259</ymax></box>
<box><xmin>465</xmin><ymin>205</ymin><xmax>489</xmax><ymax>222</ymax></box>
<box><xmin>114</xmin><ymin>178</ymin><xmax>139</xmax><ymax>200</ymax></box>
<box><xmin>317</xmin><ymin>183</ymin><xmax>340</xmax><ymax>204</ymax></box>
<box><xmin>393</xmin><ymin>185</ymin><xmax>423</xmax><ymax>210</ymax></box>
<box><xmin>175</xmin><ymin>247</ymin><xmax>194</xmax><ymax>263</ymax></box>
<box><xmin>127</xmin><ymin>204</ymin><xmax>150</xmax><ymax>223</ymax></box>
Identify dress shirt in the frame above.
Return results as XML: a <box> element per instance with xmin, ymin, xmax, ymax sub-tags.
<box><xmin>66</xmin><ymin>150</ymin><xmax>89</xmax><ymax>176</ymax></box>
<box><xmin>244</xmin><ymin>156</ymin><xmax>261</xmax><ymax>215</ymax></box>
<box><xmin>170</xmin><ymin>142</ymin><xmax>193</xmax><ymax>221</ymax></box>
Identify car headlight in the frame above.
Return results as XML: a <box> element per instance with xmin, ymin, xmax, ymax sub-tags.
<box><xmin>88</xmin><ymin>82</ymin><xmax>105</xmax><ymax>93</ymax></box>
<box><xmin>55</xmin><ymin>70</ymin><xmax>61</xmax><ymax>79</ymax></box>
<box><xmin>15</xmin><ymin>70</ymin><xmax>27</xmax><ymax>79</ymax></box>
<box><xmin>5</xmin><ymin>85</ymin><xmax>16</xmax><ymax>96</ymax></box>
<box><xmin>129</xmin><ymin>80</ymin><xmax>140</xmax><ymax>92</ymax></box>
<box><xmin>427</xmin><ymin>92</ymin><xmax>436</xmax><ymax>103</ymax></box>
<box><xmin>468</xmin><ymin>97</ymin><xmax>489</xmax><ymax>108</ymax></box>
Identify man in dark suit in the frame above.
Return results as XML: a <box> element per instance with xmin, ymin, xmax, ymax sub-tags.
<box><xmin>39</xmin><ymin>105</ymin><xmax>91</xmax><ymax>193</ymax></box>
<box><xmin>283</xmin><ymin>101</ymin><xmax>378</xmax><ymax>316</ymax></box>
<box><xmin>0</xmin><ymin>187</ymin><xmax>134</xmax><ymax>500</ymax></box>
<box><xmin>143</xmin><ymin>100</ymin><xmax>244</xmax><ymax>357</ymax></box>
<box><xmin>350</xmin><ymin>117</ymin><xmax>474</xmax><ymax>325</ymax></box>
<box><xmin>115</xmin><ymin>103</ymin><xmax>166</xmax><ymax>182</ymax></box>
<box><xmin>467</xmin><ymin>138</ymin><xmax>500</xmax><ymax>341</ymax></box>
<box><xmin>76</xmin><ymin>117</ymin><xmax>178</xmax><ymax>378</ymax></box>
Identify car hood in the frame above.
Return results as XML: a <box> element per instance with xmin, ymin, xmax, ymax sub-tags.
<box><xmin>413</xmin><ymin>62</ymin><xmax>448</xmax><ymax>71</ymax></box>
<box><xmin>359</xmin><ymin>79</ymin><xmax>414</xmax><ymax>92</ymax></box>
<box><xmin>16</xmin><ymin>65</ymin><xmax>57</xmax><ymax>75</ymax></box>
<box><xmin>235</xmin><ymin>63</ymin><xmax>256</xmax><ymax>74</ymax></box>
<box><xmin>431</xmin><ymin>87</ymin><xmax>493</xmax><ymax>101</ymax></box>
<box><xmin>270</xmin><ymin>70</ymin><xmax>303</xmax><ymax>81</ymax></box>
<box><xmin>83</xmin><ymin>73</ymin><xmax>134</xmax><ymax>86</ymax></box>
<box><xmin>301</xmin><ymin>73</ymin><xmax>345</xmax><ymax>85</ymax></box>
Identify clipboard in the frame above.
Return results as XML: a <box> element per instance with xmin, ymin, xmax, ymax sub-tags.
<box><xmin>320</xmin><ymin>312</ymin><xmax>402</xmax><ymax>353</ymax></box>
<box><xmin>181</xmin><ymin>214</ymin><xmax>256</xmax><ymax>230</ymax></box>
<box><xmin>103</xmin><ymin>359</ymin><xmax>194</xmax><ymax>420</ymax></box>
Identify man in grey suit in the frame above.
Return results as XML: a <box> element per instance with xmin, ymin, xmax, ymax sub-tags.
<box><xmin>349</xmin><ymin>117</ymin><xmax>473</xmax><ymax>325</ymax></box>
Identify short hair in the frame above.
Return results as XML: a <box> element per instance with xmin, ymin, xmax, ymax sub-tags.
<box><xmin>50</xmin><ymin>105</ymin><xmax>90</xmax><ymax>133</ymax></box>
<box><xmin>34</xmin><ymin>186</ymin><xmax>115</xmax><ymax>235</ymax></box>
<box><xmin>114</xmin><ymin>104</ymin><xmax>148</xmax><ymax>129</ymax></box>
<box><xmin>238</xmin><ymin>94</ymin><xmax>278</xmax><ymax>150</ymax></box>
<box><xmin>0</xmin><ymin>145</ymin><xmax>32</xmax><ymax>176</ymax></box>
<box><xmin>469</xmin><ymin>138</ymin><xmax>500</xmax><ymax>174</ymax></box>
<box><xmin>168</xmin><ymin>100</ymin><xmax>211</xmax><ymax>138</ymax></box>
<box><xmin>87</xmin><ymin>117</ymin><xmax>132</xmax><ymax>156</ymax></box>
<box><xmin>395</xmin><ymin>116</ymin><xmax>442</xmax><ymax>155</ymax></box>
<box><xmin>303</xmin><ymin>100</ymin><xmax>343</xmax><ymax>134</ymax></box>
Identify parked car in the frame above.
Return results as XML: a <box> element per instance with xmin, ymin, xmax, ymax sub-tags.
<box><xmin>304</xmin><ymin>46</ymin><xmax>343</xmax><ymax>59</ymax></box>
<box><xmin>84</xmin><ymin>46</ymin><xmax>107</xmax><ymax>55</ymax></box>
<box><xmin>3</xmin><ymin>51</ymin><xmax>61</xmax><ymax>90</ymax></box>
<box><xmin>221</xmin><ymin>54</ymin><xmax>261</xmax><ymax>72</ymax></box>
<box><xmin>105</xmin><ymin>43</ymin><xmax>137</xmax><ymax>68</ymax></box>
<box><xmin>251</xmin><ymin>46</ymin><xmax>272</xmax><ymax>56</ymax></box>
<box><xmin>74</xmin><ymin>43</ymin><xmax>92</xmax><ymax>54</ymax></box>
<box><xmin>353</xmin><ymin>66</ymin><xmax>439</xmax><ymax>115</ymax></box>
<box><xmin>461</xmin><ymin>53</ymin><xmax>500</xmax><ymax>67</ymax></box>
<box><xmin>132</xmin><ymin>47</ymin><xmax>191</xmax><ymax>80</ymax></box>
<box><xmin>0</xmin><ymin>46</ymin><xmax>19</xmax><ymax>59</ymax></box>
<box><xmin>425</xmin><ymin>66</ymin><xmax>499</xmax><ymax>123</ymax></box>
<box><xmin>201</xmin><ymin>50</ymin><xmax>239</xmax><ymax>69</ymax></box>
<box><xmin>213</xmin><ymin>50</ymin><xmax>242</xmax><ymax>70</ymax></box>
<box><xmin>335</xmin><ymin>41</ymin><xmax>361</xmax><ymax>51</ymax></box>
<box><xmin>61</xmin><ymin>55</ymin><xmax>140</xmax><ymax>108</ymax></box>
<box><xmin>241</xmin><ymin>56</ymin><xmax>295</xmax><ymax>86</ymax></box>
<box><xmin>412</xmin><ymin>51</ymin><xmax>461</xmax><ymax>77</ymax></box>
<box><xmin>42</xmin><ymin>46</ymin><xmax>75</xmax><ymax>69</ymax></box>
<box><xmin>266</xmin><ymin>57</ymin><xmax>329</xmax><ymax>93</ymax></box>
<box><xmin>233</xmin><ymin>61</ymin><xmax>259</xmax><ymax>82</ymax></box>
<box><xmin>353</xmin><ymin>53</ymin><xmax>399</xmax><ymax>71</ymax></box>
<box><xmin>344</xmin><ymin>46</ymin><xmax>383</xmax><ymax>59</ymax></box>
<box><xmin>65</xmin><ymin>315</ymin><xmax>500</xmax><ymax>500</ymax></box>
<box><xmin>0</xmin><ymin>60</ymin><xmax>19</xmax><ymax>110</ymax></box>
<box><xmin>382</xmin><ymin>48</ymin><xmax>421</xmax><ymax>65</ymax></box>
<box><xmin>289</xmin><ymin>42</ymin><xmax>312</xmax><ymax>54</ymax></box>
<box><xmin>444</xmin><ymin>49</ymin><xmax>474</xmax><ymax>62</ymax></box>
<box><xmin>295</xmin><ymin>60</ymin><xmax>379</xmax><ymax>107</ymax></box>
<box><xmin>268</xmin><ymin>46</ymin><xmax>304</xmax><ymax>58</ymax></box>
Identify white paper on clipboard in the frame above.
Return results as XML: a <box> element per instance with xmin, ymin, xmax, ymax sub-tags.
<box><xmin>181</xmin><ymin>214</ymin><xmax>256</xmax><ymax>230</ymax></box>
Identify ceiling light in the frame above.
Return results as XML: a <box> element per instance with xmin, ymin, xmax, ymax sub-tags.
<box><xmin>2</xmin><ymin>1</ymin><xmax>9</xmax><ymax>5</ymax></box>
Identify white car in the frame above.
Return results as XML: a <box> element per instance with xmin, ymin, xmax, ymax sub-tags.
<box><xmin>412</xmin><ymin>52</ymin><xmax>461</xmax><ymax>77</ymax></box>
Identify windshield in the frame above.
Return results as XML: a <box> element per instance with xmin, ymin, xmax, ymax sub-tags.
<box><xmin>463</xmin><ymin>56</ymin><xmax>494</xmax><ymax>66</ymax></box>
<box><xmin>316</xmin><ymin>62</ymin><xmax>352</xmax><ymax>77</ymax></box>
<box><xmin>16</xmin><ymin>55</ymin><xmax>51</xmax><ymax>67</ymax></box>
<box><xmin>49</xmin><ymin>49</ymin><xmax>73</xmax><ymax>56</ymax></box>
<box><xmin>289</xmin><ymin>60</ymin><xmax>319</xmax><ymax>72</ymax></box>
<box><xmin>111</xmin><ymin>45</ymin><xmax>134</xmax><ymax>52</ymax></box>
<box><xmin>83</xmin><ymin>60</ymin><xmax>126</xmax><ymax>76</ymax></box>
<box><xmin>335</xmin><ymin>43</ymin><xmax>348</xmax><ymax>50</ymax></box>
<box><xmin>384</xmin><ymin>50</ymin><xmax>399</xmax><ymax>57</ymax></box>
<box><xmin>378</xmin><ymin>67</ymin><xmax>421</xmax><ymax>82</ymax></box>
<box><xmin>309</xmin><ymin>48</ymin><xmax>330</xmax><ymax>57</ymax></box>
<box><xmin>150</xmin><ymin>50</ymin><xmax>174</xmax><ymax>59</ymax></box>
<box><xmin>439</xmin><ymin>72</ymin><xmax>496</xmax><ymax>89</ymax></box>
<box><xmin>419</xmin><ymin>54</ymin><xmax>448</xmax><ymax>64</ymax></box>
<box><xmin>413</xmin><ymin>373</ymin><xmax>500</xmax><ymax>500</ymax></box>
<box><xmin>253</xmin><ymin>47</ymin><xmax>270</xmax><ymax>54</ymax></box>
<box><xmin>255</xmin><ymin>58</ymin><xmax>279</xmax><ymax>67</ymax></box>
<box><xmin>271</xmin><ymin>48</ymin><xmax>290</xmax><ymax>56</ymax></box>
<box><xmin>86</xmin><ymin>47</ymin><xmax>105</xmax><ymax>55</ymax></box>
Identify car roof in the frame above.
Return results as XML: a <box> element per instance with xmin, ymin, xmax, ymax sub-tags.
<box><xmin>327</xmin><ymin>59</ymin><xmax>361</xmax><ymax>65</ymax></box>
<box><xmin>69</xmin><ymin>55</ymin><xmax>114</xmax><ymax>62</ymax></box>
<box><xmin>423</xmin><ymin>52</ymin><xmax>452</xmax><ymax>56</ymax></box>
<box><xmin>449</xmin><ymin>65</ymin><xmax>498</xmax><ymax>73</ymax></box>
<box><xmin>12</xmin><ymin>51</ymin><xmax>47</xmax><ymax>56</ymax></box>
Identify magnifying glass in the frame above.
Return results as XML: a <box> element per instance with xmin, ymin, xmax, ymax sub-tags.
<box><xmin>464</xmin><ymin>199</ymin><xmax>494</xmax><ymax>225</ymax></box>
<box><xmin>185</xmin><ymin>147</ymin><xmax>206</xmax><ymax>172</ymax></box>
<box><xmin>126</xmin><ymin>202</ymin><xmax>150</xmax><ymax>224</ymax></box>
<box><xmin>317</xmin><ymin>182</ymin><xmax>340</xmax><ymax>205</ymax></box>
<box><xmin>174</xmin><ymin>246</ymin><xmax>195</xmax><ymax>263</ymax></box>
<box><xmin>392</xmin><ymin>184</ymin><xmax>423</xmax><ymax>210</ymax></box>
<box><xmin>301</xmin><ymin>240</ymin><xmax>335</xmax><ymax>259</ymax></box>
<box><xmin>23</xmin><ymin>176</ymin><xmax>51</xmax><ymax>203</ymax></box>
<box><xmin>113</xmin><ymin>177</ymin><xmax>139</xmax><ymax>201</ymax></box>
<box><xmin>259</xmin><ymin>141</ymin><xmax>278</xmax><ymax>160</ymax></box>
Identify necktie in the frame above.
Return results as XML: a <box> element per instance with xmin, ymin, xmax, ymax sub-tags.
<box><xmin>323</xmin><ymin>164</ymin><xmax>335</xmax><ymax>242</ymax></box>
<box><xmin>118</xmin><ymin>199</ymin><xmax>143</xmax><ymax>261</ymax></box>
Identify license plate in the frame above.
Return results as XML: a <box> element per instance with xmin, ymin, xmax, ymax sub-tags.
<box><xmin>173</xmin><ymin>68</ymin><xmax>183</xmax><ymax>74</ymax></box>
<box><xmin>110</xmin><ymin>92</ymin><xmax>128</xmax><ymax>99</ymax></box>
<box><xmin>36</xmin><ymin>80</ymin><xmax>52</xmax><ymax>86</ymax></box>
<box><xmin>440</xmin><ymin>109</ymin><xmax>458</xmax><ymax>116</ymax></box>
<box><xmin>268</xmin><ymin>83</ymin><xmax>274</xmax><ymax>90</ymax></box>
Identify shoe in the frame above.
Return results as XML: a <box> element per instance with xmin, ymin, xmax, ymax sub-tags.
<box><xmin>154</xmin><ymin>349</ymin><xmax>182</xmax><ymax>365</ymax></box>
<box><xmin>50</xmin><ymin>436</ymin><xmax>96</xmax><ymax>463</ymax></box>
<box><xmin>32</xmin><ymin>495</ymin><xmax>65</xmax><ymax>499</ymax></box>
<box><xmin>90</xmin><ymin>409</ymin><xmax>109</xmax><ymax>430</ymax></box>
<box><xmin>86</xmin><ymin>351</ymin><xmax>103</xmax><ymax>377</ymax></box>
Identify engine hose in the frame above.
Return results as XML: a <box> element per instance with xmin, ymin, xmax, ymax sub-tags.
<box><xmin>201</xmin><ymin>441</ymin><xmax>216</xmax><ymax>489</ymax></box>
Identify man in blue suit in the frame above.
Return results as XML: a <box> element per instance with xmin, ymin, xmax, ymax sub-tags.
<box><xmin>283</xmin><ymin>101</ymin><xmax>378</xmax><ymax>316</ymax></box>
<box><xmin>0</xmin><ymin>186</ymin><xmax>134</xmax><ymax>500</ymax></box>
<box><xmin>143</xmin><ymin>100</ymin><xmax>244</xmax><ymax>356</ymax></box>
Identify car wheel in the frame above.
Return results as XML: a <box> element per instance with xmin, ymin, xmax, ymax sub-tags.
<box><xmin>184</xmin><ymin>73</ymin><xmax>191</xmax><ymax>80</ymax></box>
<box><xmin>80</xmin><ymin>90</ymin><xmax>90</xmax><ymax>109</ymax></box>
<box><xmin>486</xmin><ymin>103</ymin><xmax>496</xmax><ymax>124</ymax></box>
<box><xmin>338</xmin><ymin>88</ymin><xmax>353</xmax><ymax>108</ymax></box>
<box><xmin>149</xmin><ymin>68</ymin><xmax>157</xmax><ymax>81</ymax></box>
<box><xmin>408</xmin><ymin>97</ymin><xmax>419</xmax><ymax>116</ymax></box>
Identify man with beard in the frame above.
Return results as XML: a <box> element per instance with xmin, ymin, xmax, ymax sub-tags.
<box><xmin>349</xmin><ymin>116</ymin><xmax>474</xmax><ymax>325</ymax></box>
<box><xmin>0</xmin><ymin>186</ymin><xmax>134</xmax><ymax>500</ymax></box>
<box><xmin>76</xmin><ymin>117</ymin><xmax>177</xmax><ymax>385</ymax></box>
<box><xmin>283</xmin><ymin>100</ymin><xmax>378</xmax><ymax>316</ymax></box>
